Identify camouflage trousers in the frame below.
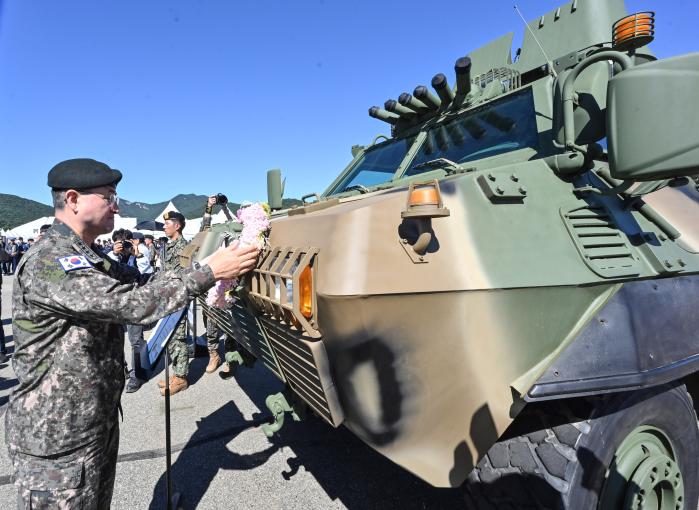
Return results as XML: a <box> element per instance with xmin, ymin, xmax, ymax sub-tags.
<box><xmin>167</xmin><ymin>319</ymin><xmax>189</xmax><ymax>378</ymax></box>
<box><xmin>11</xmin><ymin>420</ymin><xmax>119</xmax><ymax>510</ymax></box>
<box><xmin>205</xmin><ymin>315</ymin><xmax>222</xmax><ymax>352</ymax></box>
<box><xmin>204</xmin><ymin>314</ymin><xmax>235</xmax><ymax>354</ymax></box>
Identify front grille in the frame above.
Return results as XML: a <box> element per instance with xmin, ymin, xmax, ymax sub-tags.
<box><xmin>201</xmin><ymin>245</ymin><xmax>345</xmax><ymax>428</ymax></box>
<box><xmin>248</xmin><ymin>246</ymin><xmax>320</xmax><ymax>338</ymax></box>
<box><xmin>258</xmin><ymin>315</ymin><xmax>344</xmax><ymax>427</ymax></box>
<box><xmin>198</xmin><ymin>298</ymin><xmax>285</xmax><ymax>381</ymax></box>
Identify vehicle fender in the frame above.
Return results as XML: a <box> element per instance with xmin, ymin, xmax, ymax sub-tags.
<box><xmin>526</xmin><ymin>274</ymin><xmax>699</xmax><ymax>401</ymax></box>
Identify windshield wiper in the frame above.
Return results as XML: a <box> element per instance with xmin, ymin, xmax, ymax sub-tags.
<box><xmin>411</xmin><ymin>158</ymin><xmax>461</xmax><ymax>174</ymax></box>
<box><xmin>344</xmin><ymin>184</ymin><xmax>370</xmax><ymax>194</ymax></box>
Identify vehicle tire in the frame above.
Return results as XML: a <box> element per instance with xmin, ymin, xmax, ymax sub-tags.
<box><xmin>464</xmin><ymin>383</ymin><xmax>699</xmax><ymax>509</ymax></box>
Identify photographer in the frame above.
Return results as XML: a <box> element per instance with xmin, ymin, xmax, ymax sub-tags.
<box><xmin>105</xmin><ymin>230</ymin><xmax>144</xmax><ymax>390</ymax></box>
<box><xmin>124</xmin><ymin>232</ymin><xmax>152</xmax><ymax>392</ymax></box>
<box><xmin>107</xmin><ymin>229</ymin><xmax>135</xmax><ymax>265</ymax></box>
<box><xmin>201</xmin><ymin>193</ymin><xmax>233</xmax><ymax>231</ymax></box>
<box><xmin>200</xmin><ymin>194</ymin><xmax>235</xmax><ymax>374</ymax></box>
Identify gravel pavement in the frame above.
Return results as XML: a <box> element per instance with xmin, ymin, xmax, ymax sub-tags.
<box><xmin>0</xmin><ymin>273</ymin><xmax>463</xmax><ymax>509</ymax></box>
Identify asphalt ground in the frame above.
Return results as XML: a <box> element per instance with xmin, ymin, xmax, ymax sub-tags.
<box><xmin>0</xmin><ymin>274</ymin><xmax>464</xmax><ymax>509</ymax></box>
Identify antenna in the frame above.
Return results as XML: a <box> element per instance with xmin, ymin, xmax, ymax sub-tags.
<box><xmin>514</xmin><ymin>5</ymin><xmax>557</xmax><ymax>78</ymax></box>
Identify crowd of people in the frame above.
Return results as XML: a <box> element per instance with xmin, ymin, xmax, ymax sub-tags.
<box><xmin>0</xmin><ymin>224</ymin><xmax>189</xmax><ymax>394</ymax></box>
<box><xmin>3</xmin><ymin>210</ymin><xmax>234</xmax><ymax>395</ymax></box>
<box><xmin>1</xmin><ymin>236</ymin><xmax>37</xmax><ymax>275</ymax></box>
<box><xmin>0</xmin><ymin>204</ymin><xmax>232</xmax><ymax>394</ymax></box>
<box><xmin>92</xmin><ymin>232</ymin><xmax>169</xmax><ymax>269</ymax></box>
<box><xmin>0</xmin><ymin>227</ymin><xmax>53</xmax><ymax>363</ymax></box>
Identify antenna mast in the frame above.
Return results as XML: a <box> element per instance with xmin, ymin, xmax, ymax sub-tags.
<box><xmin>514</xmin><ymin>5</ymin><xmax>558</xmax><ymax>78</ymax></box>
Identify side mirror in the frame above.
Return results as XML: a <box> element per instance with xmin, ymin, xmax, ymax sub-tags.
<box><xmin>351</xmin><ymin>145</ymin><xmax>364</xmax><ymax>157</ymax></box>
<box><xmin>267</xmin><ymin>168</ymin><xmax>285</xmax><ymax>211</ymax></box>
<box><xmin>607</xmin><ymin>53</ymin><xmax>699</xmax><ymax>181</ymax></box>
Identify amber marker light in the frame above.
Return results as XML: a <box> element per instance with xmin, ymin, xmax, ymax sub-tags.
<box><xmin>408</xmin><ymin>186</ymin><xmax>440</xmax><ymax>207</ymax></box>
<box><xmin>612</xmin><ymin>12</ymin><xmax>654</xmax><ymax>51</ymax></box>
<box><xmin>402</xmin><ymin>180</ymin><xmax>450</xmax><ymax>219</ymax></box>
<box><xmin>299</xmin><ymin>265</ymin><xmax>313</xmax><ymax>319</ymax></box>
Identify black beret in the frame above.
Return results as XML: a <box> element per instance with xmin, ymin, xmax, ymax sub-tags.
<box><xmin>163</xmin><ymin>211</ymin><xmax>185</xmax><ymax>224</ymax></box>
<box><xmin>48</xmin><ymin>158</ymin><xmax>122</xmax><ymax>190</ymax></box>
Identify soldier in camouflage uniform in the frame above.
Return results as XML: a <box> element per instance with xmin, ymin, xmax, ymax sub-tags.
<box><xmin>158</xmin><ymin>210</ymin><xmax>191</xmax><ymax>395</ymax></box>
<box><xmin>200</xmin><ymin>194</ymin><xmax>233</xmax><ymax>374</ymax></box>
<box><xmin>6</xmin><ymin>158</ymin><xmax>259</xmax><ymax>509</ymax></box>
<box><xmin>197</xmin><ymin>194</ymin><xmax>252</xmax><ymax>378</ymax></box>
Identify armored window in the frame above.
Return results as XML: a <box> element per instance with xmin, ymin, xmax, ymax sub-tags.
<box><xmin>405</xmin><ymin>88</ymin><xmax>539</xmax><ymax>176</ymax></box>
<box><xmin>331</xmin><ymin>135</ymin><xmax>417</xmax><ymax>194</ymax></box>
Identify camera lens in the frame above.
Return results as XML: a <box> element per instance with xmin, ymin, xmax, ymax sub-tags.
<box><xmin>216</xmin><ymin>193</ymin><xmax>228</xmax><ymax>205</ymax></box>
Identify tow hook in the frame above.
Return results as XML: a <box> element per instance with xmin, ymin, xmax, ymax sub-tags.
<box><xmin>224</xmin><ymin>351</ymin><xmax>244</xmax><ymax>376</ymax></box>
<box><xmin>260</xmin><ymin>392</ymin><xmax>303</xmax><ymax>437</ymax></box>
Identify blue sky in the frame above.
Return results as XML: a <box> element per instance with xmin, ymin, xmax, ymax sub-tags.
<box><xmin>0</xmin><ymin>0</ymin><xmax>697</xmax><ymax>205</ymax></box>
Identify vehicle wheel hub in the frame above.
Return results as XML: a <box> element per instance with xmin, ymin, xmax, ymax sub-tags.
<box><xmin>600</xmin><ymin>426</ymin><xmax>684</xmax><ymax>510</ymax></box>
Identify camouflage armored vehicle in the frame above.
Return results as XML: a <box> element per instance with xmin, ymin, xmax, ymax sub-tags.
<box><xmin>192</xmin><ymin>0</ymin><xmax>699</xmax><ymax>507</ymax></box>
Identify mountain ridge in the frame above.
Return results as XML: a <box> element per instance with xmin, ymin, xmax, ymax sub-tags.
<box><xmin>0</xmin><ymin>193</ymin><xmax>54</xmax><ymax>230</ymax></box>
<box><xmin>0</xmin><ymin>193</ymin><xmax>302</xmax><ymax>230</ymax></box>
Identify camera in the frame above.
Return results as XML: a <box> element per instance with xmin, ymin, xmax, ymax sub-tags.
<box><xmin>122</xmin><ymin>241</ymin><xmax>133</xmax><ymax>251</ymax></box>
<box><xmin>215</xmin><ymin>193</ymin><xmax>228</xmax><ymax>205</ymax></box>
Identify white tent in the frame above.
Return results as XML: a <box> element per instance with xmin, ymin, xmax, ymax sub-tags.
<box><xmin>212</xmin><ymin>209</ymin><xmax>233</xmax><ymax>224</ymax></box>
<box><xmin>8</xmin><ymin>213</ymin><xmax>144</xmax><ymax>244</ymax></box>
<box><xmin>6</xmin><ymin>202</ymin><xmax>233</xmax><ymax>244</ymax></box>
<box><xmin>0</xmin><ymin>227</ymin><xmax>20</xmax><ymax>239</ymax></box>
<box><xmin>156</xmin><ymin>201</ymin><xmax>179</xmax><ymax>220</ymax></box>
<box><xmin>181</xmin><ymin>209</ymin><xmax>238</xmax><ymax>240</ymax></box>
<box><xmin>94</xmin><ymin>214</ymin><xmax>138</xmax><ymax>242</ymax></box>
<box><xmin>11</xmin><ymin>216</ymin><xmax>55</xmax><ymax>240</ymax></box>
<box><xmin>182</xmin><ymin>217</ymin><xmax>203</xmax><ymax>239</ymax></box>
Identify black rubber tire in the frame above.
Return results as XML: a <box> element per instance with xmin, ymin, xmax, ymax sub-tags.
<box><xmin>464</xmin><ymin>383</ymin><xmax>699</xmax><ymax>509</ymax></box>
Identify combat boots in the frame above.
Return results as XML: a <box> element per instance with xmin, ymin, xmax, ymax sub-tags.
<box><xmin>205</xmin><ymin>350</ymin><xmax>221</xmax><ymax>374</ymax></box>
<box><xmin>157</xmin><ymin>375</ymin><xmax>175</xmax><ymax>389</ymax></box>
<box><xmin>218</xmin><ymin>362</ymin><xmax>234</xmax><ymax>380</ymax></box>
<box><xmin>160</xmin><ymin>375</ymin><xmax>188</xmax><ymax>396</ymax></box>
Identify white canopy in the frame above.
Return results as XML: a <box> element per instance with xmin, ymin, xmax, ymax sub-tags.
<box><xmin>5</xmin><ymin>214</ymin><xmax>142</xmax><ymax>243</ymax></box>
<box><xmin>181</xmin><ymin>209</ymin><xmax>237</xmax><ymax>240</ymax></box>
<box><xmin>156</xmin><ymin>201</ymin><xmax>179</xmax><ymax>220</ymax></box>
<box><xmin>182</xmin><ymin>217</ymin><xmax>202</xmax><ymax>239</ymax></box>
<box><xmin>5</xmin><ymin>205</ymin><xmax>232</xmax><ymax>244</ymax></box>
<box><xmin>94</xmin><ymin>214</ymin><xmax>139</xmax><ymax>242</ymax></box>
<box><xmin>8</xmin><ymin>216</ymin><xmax>55</xmax><ymax>240</ymax></box>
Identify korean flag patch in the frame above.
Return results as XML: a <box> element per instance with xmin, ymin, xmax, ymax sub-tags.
<box><xmin>57</xmin><ymin>255</ymin><xmax>93</xmax><ymax>272</ymax></box>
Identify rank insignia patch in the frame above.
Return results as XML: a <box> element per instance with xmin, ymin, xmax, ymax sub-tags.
<box><xmin>57</xmin><ymin>255</ymin><xmax>93</xmax><ymax>272</ymax></box>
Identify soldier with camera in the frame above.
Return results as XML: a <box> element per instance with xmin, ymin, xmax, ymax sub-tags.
<box><xmin>200</xmin><ymin>194</ymin><xmax>236</xmax><ymax>374</ymax></box>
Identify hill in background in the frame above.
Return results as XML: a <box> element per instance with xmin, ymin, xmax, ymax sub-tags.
<box><xmin>119</xmin><ymin>194</ymin><xmax>302</xmax><ymax>220</ymax></box>
<box><xmin>0</xmin><ymin>193</ymin><xmax>303</xmax><ymax>229</ymax></box>
<box><xmin>0</xmin><ymin>193</ymin><xmax>53</xmax><ymax>230</ymax></box>
<box><xmin>118</xmin><ymin>193</ymin><xmax>211</xmax><ymax>220</ymax></box>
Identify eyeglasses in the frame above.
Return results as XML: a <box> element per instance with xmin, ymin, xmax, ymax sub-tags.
<box><xmin>81</xmin><ymin>191</ymin><xmax>119</xmax><ymax>206</ymax></box>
